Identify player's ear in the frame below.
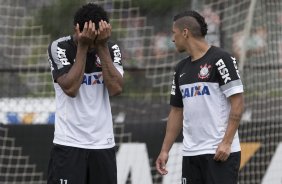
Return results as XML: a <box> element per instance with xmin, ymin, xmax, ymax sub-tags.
<box><xmin>183</xmin><ymin>28</ymin><xmax>189</xmax><ymax>38</ymax></box>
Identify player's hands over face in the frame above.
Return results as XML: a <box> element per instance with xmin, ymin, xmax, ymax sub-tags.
<box><xmin>214</xmin><ymin>141</ymin><xmax>231</xmax><ymax>162</ymax></box>
<box><xmin>95</xmin><ymin>20</ymin><xmax>112</xmax><ymax>45</ymax></box>
<box><xmin>155</xmin><ymin>151</ymin><xmax>169</xmax><ymax>175</ymax></box>
<box><xmin>75</xmin><ymin>21</ymin><xmax>97</xmax><ymax>48</ymax></box>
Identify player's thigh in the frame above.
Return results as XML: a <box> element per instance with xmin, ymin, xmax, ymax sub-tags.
<box><xmin>88</xmin><ymin>147</ymin><xmax>117</xmax><ymax>184</ymax></box>
<box><xmin>206</xmin><ymin>151</ymin><xmax>241</xmax><ymax>184</ymax></box>
<box><xmin>182</xmin><ymin>156</ymin><xmax>204</xmax><ymax>184</ymax></box>
<box><xmin>47</xmin><ymin>144</ymin><xmax>87</xmax><ymax>184</ymax></box>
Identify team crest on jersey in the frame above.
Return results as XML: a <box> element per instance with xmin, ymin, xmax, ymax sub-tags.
<box><xmin>95</xmin><ymin>55</ymin><xmax>102</xmax><ymax>67</ymax></box>
<box><xmin>198</xmin><ymin>64</ymin><xmax>211</xmax><ymax>79</ymax></box>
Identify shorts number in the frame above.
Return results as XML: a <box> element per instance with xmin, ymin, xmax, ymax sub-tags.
<box><xmin>182</xmin><ymin>178</ymin><xmax>187</xmax><ymax>184</ymax></box>
<box><xmin>60</xmin><ymin>179</ymin><xmax>67</xmax><ymax>184</ymax></box>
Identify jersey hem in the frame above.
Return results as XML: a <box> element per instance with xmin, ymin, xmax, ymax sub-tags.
<box><xmin>182</xmin><ymin>146</ymin><xmax>241</xmax><ymax>156</ymax></box>
<box><xmin>53</xmin><ymin>140</ymin><xmax>116</xmax><ymax>149</ymax></box>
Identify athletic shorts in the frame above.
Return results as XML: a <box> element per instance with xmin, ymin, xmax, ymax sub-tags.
<box><xmin>182</xmin><ymin>151</ymin><xmax>241</xmax><ymax>184</ymax></box>
<box><xmin>47</xmin><ymin>144</ymin><xmax>117</xmax><ymax>184</ymax></box>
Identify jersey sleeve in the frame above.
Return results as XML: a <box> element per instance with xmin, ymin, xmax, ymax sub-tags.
<box><xmin>47</xmin><ymin>37</ymin><xmax>72</xmax><ymax>82</ymax></box>
<box><xmin>170</xmin><ymin>66</ymin><xmax>183</xmax><ymax>107</ymax></box>
<box><xmin>109</xmin><ymin>43</ymin><xmax>124</xmax><ymax>77</ymax></box>
<box><xmin>215</xmin><ymin>53</ymin><xmax>244</xmax><ymax>97</ymax></box>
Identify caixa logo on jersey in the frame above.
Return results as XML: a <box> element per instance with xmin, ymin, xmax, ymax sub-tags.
<box><xmin>181</xmin><ymin>85</ymin><xmax>210</xmax><ymax>98</ymax></box>
<box><xmin>82</xmin><ymin>73</ymin><xmax>103</xmax><ymax>85</ymax></box>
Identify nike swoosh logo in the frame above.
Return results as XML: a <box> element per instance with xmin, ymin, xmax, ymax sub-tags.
<box><xmin>180</xmin><ymin>73</ymin><xmax>186</xmax><ymax>77</ymax></box>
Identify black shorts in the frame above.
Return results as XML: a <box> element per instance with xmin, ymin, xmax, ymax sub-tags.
<box><xmin>182</xmin><ymin>151</ymin><xmax>241</xmax><ymax>184</ymax></box>
<box><xmin>47</xmin><ymin>144</ymin><xmax>117</xmax><ymax>184</ymax></box>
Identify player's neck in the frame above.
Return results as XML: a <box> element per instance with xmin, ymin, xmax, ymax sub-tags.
<box><xmin>188</xmin><ymin>39</ymin><xmax>210</xmax><ymax>62</ymax></box>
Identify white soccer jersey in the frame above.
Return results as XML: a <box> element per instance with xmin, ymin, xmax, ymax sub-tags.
<box><xmin>48</xmin><ymin>36</ymin><xmax>124</xmax><ymax>149</ymax></box>
<box><xmin>170</xmin><ymin>46</ymin><xmax>243</xmax><ymax>156</ymax></box>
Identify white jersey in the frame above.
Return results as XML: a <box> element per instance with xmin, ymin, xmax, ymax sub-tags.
<box><xmin>170</xmin><ymin>46</ymin><xmax>243</xmax><ymax>156</ymax></box>
<box><xmin>48</xmin><ymin>36</ymin><xmax>123</xmax><ymax>149</ymax></box>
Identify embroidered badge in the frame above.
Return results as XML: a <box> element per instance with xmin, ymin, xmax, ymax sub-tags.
<box><xmin>95</xmin><ymin>54</ymin><xmax>102</xmax><ymax>67</ymax></box>
<box><xmin>198</xmin><ymin>64</ymin><xmax>211</xmax><ymax>79</ymax></box>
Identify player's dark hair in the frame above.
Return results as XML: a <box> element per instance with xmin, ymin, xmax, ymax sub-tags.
<box><xmin>73</xmin><ymin>3</ymin><xmax>109</xmax><ymax>32</ymax></box>
<box><xmin>173</xmin><ymin>10</ymin><xmax>208</xmax><ymax>37</ymax></box>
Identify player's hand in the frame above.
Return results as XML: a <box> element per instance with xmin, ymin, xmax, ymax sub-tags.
<box><xmin>95</xmin><ymin>20</ymin><xmax>111</xmax><ymax>45</ymax></box>
<box><xmin>214</xmin><ymin>141</ymin><xmax>231</xmax><ymax>162</ymax></box>
<box><xmin>155</xmin><ymin>151</ymin><xmax>169</xmax><ymax>175</ymax></box>
<box><xmin>75</xmin><ymin>21</ymin><xmax>97</xmax><ymax>48</ymax></box>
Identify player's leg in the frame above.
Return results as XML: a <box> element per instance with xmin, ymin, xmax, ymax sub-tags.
<box><xmin>87</xmin><ymin>147</ymin><xmax>117</xmax><ymax>184</ymax></box>
<box><xmin>205</xmin><ymin>151</ymin><xmax>241</xmax><ymax>184</ymax></box>
<box><xmin>47</xmin><ymin>144</ymin><xmax>87</xmax><ymax>184</ymax></box>
<box><xmin>182</xmin><ymin>156</ymin><xmax>204</xmax><ymax>184</ymax></box>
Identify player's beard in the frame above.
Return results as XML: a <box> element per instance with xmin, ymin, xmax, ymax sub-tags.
<box><xmin>174</xmin><ymin>42</ymin><xmax>186</xmax><ymax>53</ymax></box>
<box><xmin>176</xmin><ymin>46</ymin><xmax>186</xmax><ymax>53</ymax></box>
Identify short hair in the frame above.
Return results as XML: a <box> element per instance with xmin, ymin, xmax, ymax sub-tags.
<box><xmin>173</xmin><ymin>10</ymin><xmax>208</xmax><ymax>37</ymax></box>
<box><xmin>73</xmin><ymin>3</ymin><xmax>109</xmax><ymax>32</ymax></box>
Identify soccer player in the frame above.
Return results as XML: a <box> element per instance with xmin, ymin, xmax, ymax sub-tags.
<box><xmin>47</xmin><ymin>3</ymin><xmax>123</xmax><ymax>184</ymax></box>
<box><xmin>155</xmin><ymin>10</ymin><xmax>244</xmax><ymax>184</ymax></box>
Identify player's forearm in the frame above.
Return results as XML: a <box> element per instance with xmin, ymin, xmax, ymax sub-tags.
<box><xmin>58</xmin><ymin>46</ymin><xmax>87</xmax><ymax>97</ymax></box>
<box><xmin>222</xmin><ymin>93</ymin><xmax>244</xmax><ymax>144</ymax></box>
<box><xmin>97</xmin><ymin>44</ymin><xmax>123</xmax><ymax>96</ymax></box>
<box><xmin>161</xmin><ymin>107</ymin><xmax>183</xmax><ymax>153</ymax></box>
